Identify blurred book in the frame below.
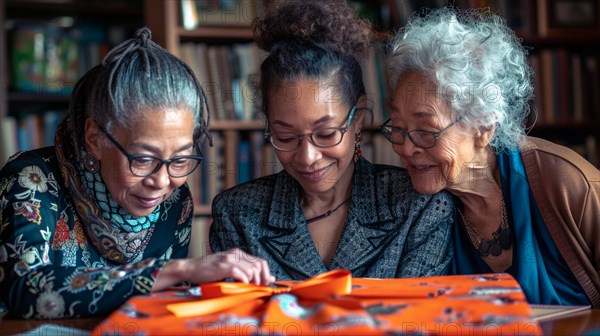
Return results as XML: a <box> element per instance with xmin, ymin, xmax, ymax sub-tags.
<box><xmin>181</xmin><ymin>0</ymin><xmax>256</xmax><ymax>29</ymax></box>
<box><xmin>9</xmin><ymin>21</ymin><xmax>126</xmax><ymax>95</ymax></box>
<box><xmin>237</xmin><ymin>139</ymin><xmax>251</xmax><ymax>184</ymax></box>
<box><xmin>42</xmin><ymin>110</ymin><xmax>66</xmax><ymax>147</ymax></box>
<box><xmin>1</xmin><ymin>116</ymin><xmax>19</xmax><ymax>165</ymax></box>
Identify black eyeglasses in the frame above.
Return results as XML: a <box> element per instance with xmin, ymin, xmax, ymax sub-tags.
<box><xmin>379</xmin><ymin>118</ymin><xmax>461</xmax><ymax>149</ymax></box>
<box><xmin>264</xmin><ymin>105</ymin><xmax>357</xmax><ymax>152</ymax></box>
<box><xmin>99</xmin><ymin>127</ymin><xmax>203</xmax><ymax>178</ymax></box>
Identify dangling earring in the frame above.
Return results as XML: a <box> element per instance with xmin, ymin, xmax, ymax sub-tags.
<box><xmin>83</xmin><ymin>152</ymin><xmax>100</xmax><ymax>173</ymax></box>
<box><xmin>353</xmin><ymin>132</ymin><xmax>362</xmax><ymax>163</ymax></box>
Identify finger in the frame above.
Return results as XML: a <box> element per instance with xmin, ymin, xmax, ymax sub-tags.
<box><xmin>249</xmin><ymin>257</ymin><xmax>267</xmax><ymax>285</ymax></box>
<box><xmin>259</xmin><ymin>259</ymin><xmax>274</xmax><ymax>285</ymax></box>
<box><xmin>252</xmin><ymin>264</ymin><xmax>261</xmax><ymax>285</ymax></box>
<box><xmin>239</xmin><ymin>256</ymin><xmax>260</xmax><ymax>285</ymax></box>
<box><xmin>230</xmin><ymin>267</ymin><xmax>250</xmax><ymax>284</ymax></box>
<box><xmin>231</xmin><ymin>249</ymin><xmax>259</xmax><ymax>284</ymax></box>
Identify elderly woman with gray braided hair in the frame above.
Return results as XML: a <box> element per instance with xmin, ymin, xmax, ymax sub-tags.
<box><xmin>383</xmin><ymin>7</ymin><xmax>599</xmax><ymax>307</ymax></box>
<box><xmin>0</xmin><ymin>27</ymin><xmax>274</xmax><ymax>319</ymax></box>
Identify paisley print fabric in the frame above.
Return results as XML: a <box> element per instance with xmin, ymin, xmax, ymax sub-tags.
<box><xmin>0</xmin><ymin>141</ymin><xmax>194</xmax><ymax>318</ymax></box>
<box><xmin>54</xmin><ymin>119</ymin><xmax>159</xmax><ymax>264</ymax></box>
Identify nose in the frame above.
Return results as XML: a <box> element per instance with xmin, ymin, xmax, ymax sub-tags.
<box><xmin>295</xmin><ymin>137</ymin><xmax>321</xmax><ymax>166</ymax></box>
<box><xmin>145</xmin><ymin>163</ymin><xmax>171</xmax><ymax>189</ymax></box>
<box><xmin>391</xmin><ymin>137</ymin><xmax>420</xmax><ymax>158</ymax></box>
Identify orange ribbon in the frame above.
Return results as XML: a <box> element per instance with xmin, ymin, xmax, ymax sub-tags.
<box><xmin>167</xmin><ymin>269</ymin><xmax>353</xmax><ymax>318</ymax></box>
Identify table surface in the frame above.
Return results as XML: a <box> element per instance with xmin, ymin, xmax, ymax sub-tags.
<box><xmin>1</xmin><ymin>308</ymin><xmax>599</xmax><ymax>335</ymax></box>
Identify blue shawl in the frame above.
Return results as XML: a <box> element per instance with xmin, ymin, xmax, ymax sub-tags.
<box><xmin>451</xmin><ymin>150</ymin><xmax>589</xmax><ymax>305</ymax></box>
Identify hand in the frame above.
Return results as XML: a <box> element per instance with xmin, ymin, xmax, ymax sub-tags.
<box><xmin>192</xmin><ymin>248</ymin><xmax>275</xmax><ymax>285</ymax></box>
<box><xmin>153</xmin><ymin>248</ymin><xmax>275</xmax><ymax>291</ymax></box>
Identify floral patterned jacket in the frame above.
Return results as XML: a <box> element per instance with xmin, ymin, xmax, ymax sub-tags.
<box><xmin>0</xmin><ymin>147</ymin><xmax>194</xmax><ymax>319</ymax></box>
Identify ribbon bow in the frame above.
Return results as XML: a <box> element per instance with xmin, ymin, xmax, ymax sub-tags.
<box><xmin>167</xmin><ymin>269</ymin><xmax>352</xmax><ymax>318</ymax></box>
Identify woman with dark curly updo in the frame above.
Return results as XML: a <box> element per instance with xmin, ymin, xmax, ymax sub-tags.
<box><xmin>210</xmin><ymin>0</ymin><xmax>454</xmax><ymax>280</ymax></box>
<box><xmin>0</xmin><ymin>28</ymin><xmax>273</xmax><ymax>319</ymax></box>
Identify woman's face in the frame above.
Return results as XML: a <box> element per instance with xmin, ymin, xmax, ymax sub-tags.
<box><xmin>86</xmin><ymin>107</ymin><xmax>195</xmax><ymax>217</ymax></box>
<box><xmin>268</xmin><ymin>79</ymin><xmax>360</xmax><ymax>194</ymax></box>
<box><xmin>389</xmin><ymin>71</ymin><xmax>481</xmax><ymax>194</ymax></box>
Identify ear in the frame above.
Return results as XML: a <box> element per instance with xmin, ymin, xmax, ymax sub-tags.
<box><xmin>475</xmin><ymin>125</ymin><xmax>496</xmax><ymax>148</ymax></box>
<box><xmin>84</xmin><ymin>118</ymin><xmax>104</xmax><ymax>159</ymax></box>
<box><xmin>353</xmin><ymin>110</ymin><xmax>365</xmax><ymax>133</ymax></box>
<box><xmin>352</xmin><ymin>95</ymin><xmax>368</xmax><ymax>132</ymax></box>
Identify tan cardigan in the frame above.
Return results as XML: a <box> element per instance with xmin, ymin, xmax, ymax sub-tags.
<box><xmin>521</xmin><ymin>137</ymin><xmax>600</xmax><ymax>307</ymax></box>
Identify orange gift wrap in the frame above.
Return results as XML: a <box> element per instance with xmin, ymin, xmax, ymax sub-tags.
<box><xmin>92</xmin><ymin>270</ymin><xmax>541</xmax><ymax>335</ymax></box>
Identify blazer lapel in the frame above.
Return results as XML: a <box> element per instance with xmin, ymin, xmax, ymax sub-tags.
<box><xmin>259</xmin><ymin>171</ymin><xmax>328</xmax><ymax>279</ymax></box>
<box><xmin>329</xmin><ymin>158</ymin><xmax>402</xmax><ymax>275</ymax></box>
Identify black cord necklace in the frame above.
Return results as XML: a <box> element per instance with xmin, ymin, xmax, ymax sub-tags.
<box><xmin>305</xmin><ymin>197</ymin><xmax>352</xmax><ymax>224</ymax></box>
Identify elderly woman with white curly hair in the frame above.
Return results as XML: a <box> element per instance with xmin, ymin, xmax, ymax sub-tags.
<box><xmin>381</xmin><ymin>7</ymin><xmax>599</xmax><ymax>307</ymax></box>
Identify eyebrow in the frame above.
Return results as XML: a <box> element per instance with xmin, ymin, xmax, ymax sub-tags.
<box><xmin>412</xmin><ymin>111</ymin><xmax>437</xmax><ymax>119</ymax></box>
<box><xmin>390</xmin><ymin>110</ymin><xmax>437</xmax><ymax>122</ymax></box>
<box><xmin>270</xmin><ymin>114</ymin><xmax>336</xmax><ymax>128</ymax></box>
<box><xmin>130</xmin><ymin>142</ymin><xmax>194</xmax><ymax>155</ymax></box>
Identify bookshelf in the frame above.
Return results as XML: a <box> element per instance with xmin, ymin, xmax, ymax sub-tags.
<box><xmin>0</xmin><ymin>3</ymin><xmax>9</xmax><ymax>164</ymax></box>
<box><xmin>0</xmin><ymin>0</ymin><xmax>144</xmax><ymax>165</ymax></box>
<box><xmin>0</xmin><ymin>5</ymin><xmax>7</xmax><ymax>160</ymax></box>
<box><xmin>144</xmin><ymin>0</ymin><xmax>600</xmax><ymax>220</ymax></box>
<box><xmin>518</xmin><ymin>0</ymin><xmax>600</xmax><ymax>168</ymax></box>
<box><xmin>2</xmin><ymin>0</ymin><xmax>599</xmax><ymax>210</ymax></box>
<box><xmin>144</xmin><ymin>0</ymin><xmax>405</xmax><ymax>219</ymax></box>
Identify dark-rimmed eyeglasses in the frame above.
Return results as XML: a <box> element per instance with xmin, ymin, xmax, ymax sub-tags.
<box><xmin>379</xmin><ymin>118</ymin><xmax>461</xmax><ymax>149</ymax></box>
<box><xmin>264</xmin><ymin>105</ymin><xmax>357</xmax><ymax>152</ymax></box>
<box><xmin>99</xmin><ymin>127</ymin><xmax>203</xmax><ymax>178</ymax></box>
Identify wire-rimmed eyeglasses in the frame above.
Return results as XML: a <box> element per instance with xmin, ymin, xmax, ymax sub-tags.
<box><xmin>265</xmin><ymin>105</ymin><xmax>357</xmax><ymax>152</ymax></box>
<box><xmin>99</xmin><ymin>127</ymin><xmax>203</xmax><ymax>178</ymax></box>
<box><xmin>379</xmin><ymin>118</ymin><xmax>461</xmax><ymax>149</ymax></box>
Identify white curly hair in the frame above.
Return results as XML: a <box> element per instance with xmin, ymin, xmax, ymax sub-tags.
<box><xmin>386</xmin><ymin>7</ymin><xmax>534</xmax><ymax>151</ymax></box>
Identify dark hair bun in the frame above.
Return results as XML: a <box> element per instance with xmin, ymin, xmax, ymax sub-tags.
<box><xmin>253</xmin><ymin>0</ymin><xmax>372</xmax><ymax>59</ymax></box>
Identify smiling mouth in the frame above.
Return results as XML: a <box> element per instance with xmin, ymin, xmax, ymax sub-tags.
<box><xmin>297</xmin><ymin>164</ymin><xmax>333</xmax><ymax>182</ymax></box>
<box><xmin>136</xmin><ymin>196</ymin><xmax>162</xmax><ymax>207</ymax></box>
<box><xmin>409</xmin><ymin>164</ymin><xmax>437</xmax><ymax>172</ymax></box>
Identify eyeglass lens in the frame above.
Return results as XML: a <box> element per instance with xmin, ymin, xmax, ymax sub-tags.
<box><xmin>383</xmin><ymin>129</ymin><xmax>437</xmax><ymax>148</ymax></box>
<box><xmin>270</xmin><ymin>128</ymin><xmax>345</xmax><ymax>151</ymax></box>
<box><xmin>129</xmin><ymin>157</ymin><xmax>201</xmax><ymax>177</ymax></box>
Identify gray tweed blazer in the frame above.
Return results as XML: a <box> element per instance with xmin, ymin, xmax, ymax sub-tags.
<box><xmin>210</xmin><ymin>157</ymin><xmax>454</xmax><ymax>280</ymax></box>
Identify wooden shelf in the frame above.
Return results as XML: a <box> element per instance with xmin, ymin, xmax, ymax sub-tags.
<box><xmin>178</xmin><ymin>26</ymin><xmax>253</xmax><ymax>41</ymax></box>
<box><xmin>5</xmin><ymin>0</ymin><xmax>142</xmax><ymax>19</ymax></box>
<box><xmin>518</xmin><ymin>33</ymin><xmax>600</xmax><ymax>49</ymax></box>
<box><xmin>194</xmin><ymin>204</ymin><xmax>212</xmax><ymax>216</ymax></box>
<box><xmin>8</xmin><ymin>92</ymin><xmax>70</xmax><ymax>103</ymax></box>
<box><xmin>530</xmin><ymin>122</ymin><xmax>600</xmax><ymax>132</ymax></box>
<box><xmin>1</xmin><ymin>1</ymin><xmax>8</xmax><ymax>122</ymax></box>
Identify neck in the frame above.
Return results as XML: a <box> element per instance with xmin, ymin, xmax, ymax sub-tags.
<box><xmin>446</xmin><ymin>147</ymin><xmax>501</xmax><ymax>214</ymax></box>
<box><xmin>301</xmin><ymin>162</ymin><xmax>354</xmax><ymax>218</ymax></box>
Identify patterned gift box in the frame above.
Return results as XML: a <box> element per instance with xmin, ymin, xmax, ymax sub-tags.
<box><xmin>92</xmin><ymin>270</ymin><xmax>541</xmax><ymax>335</ymax></box>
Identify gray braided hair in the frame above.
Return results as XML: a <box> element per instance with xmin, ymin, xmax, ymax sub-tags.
<box><xmin>69</xmin><ymin>27</ymin><xmax>211</xmax><ymax>154</ymax></box>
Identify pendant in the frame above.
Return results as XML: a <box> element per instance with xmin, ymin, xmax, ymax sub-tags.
<box><xmin>498</xmin><ymin>227</ymin><xmax>511</xmax><ymax>249</ymax></box>
<box><xmin>489</xmin><ymin>241</ymin><xmax>502</xmax><ymax>256</ymax></box>
<box><xmin>478</xmin><ymin>239</ymin><xmax>490</xmax><ymax>257</ymax></box>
